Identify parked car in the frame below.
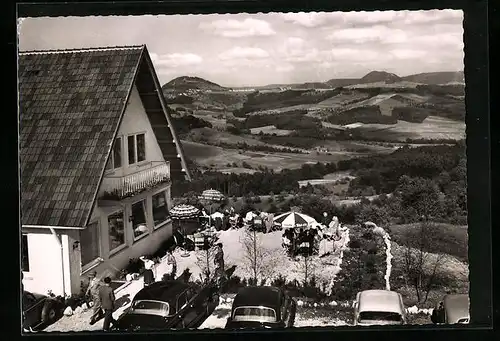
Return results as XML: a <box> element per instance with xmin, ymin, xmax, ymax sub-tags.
<box><xmin>225</xmin><ymin>286</ymin><xmax>296</xmax><ymax>329</ymax></box>
<box><xmin>353</xmin><ymin>290</ymin><xmax>406</xmax><ymax>326</ymax></box>
<box><xmin>22</xmin><ymin>291</ymin><xmax>62</xmax><ymax>331</ymax></box>
<box><xmin>431</xmin><ymin>294</ymin><xmax>469</xmax><ymax>324</ymax></box>
<box><xmin>112</xmin><ymin>270</ymin><xmax>236</xmax><ymax>332</ymax></box>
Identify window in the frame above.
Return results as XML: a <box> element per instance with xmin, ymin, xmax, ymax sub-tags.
<box><xmin>21</xmin><ymin>235</ymin><xmax>29</xmax><ymax>272</ymax></box>
<box><xmin>131</xmin><ymin>200</ymin><xmax>148</xmax><ymax>240</ymax></box>
<box><xmin>152</xmin><ymin>191</ymin><xmax>170</xmax><ymax>228</ymax></box>
<box><xmin>80</xmin><ymin>222</ymin><xmax>100</xmax><ymax>267</ymax></box>
<box><xmin>106</xmin><ymin>137</ymin><xmax>122</xmax><ymax>170</ymax></box>
<box><xmin>233</xmin><ymin>307</ymin><xmax>277</xmax><ymax>323</ymax></box>
<box><xmin>137</xmin><ymin>134</ymin><xmax>146</xmax><ymax>162</ymax></box>
<box><xmin>108</xmin><ymin>211</ymin><xmax>125</xmax><ymax>252</ymax></box>
<box><xmin>128</xmin><ymin>133</ymin><xmax>146</xmax><ymax>165</ymax></box>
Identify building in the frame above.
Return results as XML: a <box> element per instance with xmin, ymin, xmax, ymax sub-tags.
<box><xmin>19</xmin><ymin>45</ymin><xmax>191</xmax><ymax>296</ymax></box>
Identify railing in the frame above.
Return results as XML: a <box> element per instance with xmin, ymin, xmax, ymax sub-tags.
<box><xmin>100</xmin><ymin>161</ymin><xmax>171</xmax><ymax>201</ymax></box>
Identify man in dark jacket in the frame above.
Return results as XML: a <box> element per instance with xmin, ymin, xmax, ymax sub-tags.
<box><xmin>99</xmin><ymin>277</ymin><xmax>116</xmax><ymax>331</ymax></box>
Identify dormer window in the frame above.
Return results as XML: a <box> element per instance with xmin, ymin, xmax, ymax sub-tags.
<box><xmin>128</xmin><ymin>133</ymin><xmax>146</xmax><ymax>165</ymax></box>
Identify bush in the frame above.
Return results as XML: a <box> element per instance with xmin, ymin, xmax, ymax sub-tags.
<box><xmin>348</xmin><ymin>240</ymin><xmax>361</xmax><ymax>249</ymax></box>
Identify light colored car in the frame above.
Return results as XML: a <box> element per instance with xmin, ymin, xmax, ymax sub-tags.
<box><xmin>431</xmin><ymin>294</ymin><xmax>469</xmax><ymax>324</ymax></box>
<box><xmin>353</xmin><ymin>290</ymin><xmax>406</xmax><ymax>326</ymax></box>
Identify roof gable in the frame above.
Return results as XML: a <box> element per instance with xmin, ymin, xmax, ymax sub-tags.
<box><xmin>19</xmin><ymin>46</ymin><xmax>144</xmax><ymax>227</ymax></box>
<box><xmin>19</xmin><ymin>45</ymin><xmax>192</xmax><ymax>228</ymax></box>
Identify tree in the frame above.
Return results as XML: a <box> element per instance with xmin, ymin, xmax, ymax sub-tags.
<box><xmin>298</xmin><ymin>255</ymin><xmax>317</xmax><ymax>287</ymax></box>
<box><xmin>400</xmin><ymin>221</ymin><xmax>448</xmax><ymax>304</ymax></box>
<box><xmin>195</xmin><ymin>245</ymin><xmax>216</xmax><ymax>283</ymax></box>
<box><xmin>239</xmin><ymin>227</ymin><xmax>275</xmax><ymax>283</ymax></box>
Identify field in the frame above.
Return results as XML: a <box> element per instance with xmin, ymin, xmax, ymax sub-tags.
<box><xmin>350</xmin><ymin>116</ymin><xmax>466</xmax><ymax>141</ymax></box>
<box><xmin>182</xmin><ymin>140</ymin><xmax>389</xmax><ymax>172</ymax></box>
<box><xmin>249</xmin><ymin>125</ymin><xmax>293</xmax><ymax>136</ymax></box>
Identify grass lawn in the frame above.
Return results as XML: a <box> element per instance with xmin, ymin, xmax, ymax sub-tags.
<box><xmin>387</xmin><ymin>223</ymin><xmax>468</xmax><ymax>262</ymax></box>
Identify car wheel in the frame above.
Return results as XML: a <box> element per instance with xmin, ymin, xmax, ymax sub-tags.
<box><xmin>42</xmin><ymin>304</ymin><xmax>57</xmax><ymax>324</ymax></box>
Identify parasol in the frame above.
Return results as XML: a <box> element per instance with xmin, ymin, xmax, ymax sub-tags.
<box><xmin>198</xmin><ymin>189</ymin><xmax>225</xmax><ymax>226</ymax></box>
<box><xmin>169</xmin><ymin>204</ymin><xmax>200</xmax><ymax>257</ymax></box>
<box><xmin>198</xmin><ymin>189</ymin><xmax>225</xmax><ymax>202</ymax></box>
<box><xmin>169</xmin><ymin>204</ymin><xmax>200</xmax><ymax>220</ymax></box>
<box><xmin>273</xmin><ymin>211</ymin><xmax>316</xmax><ymax>230</ymax></box>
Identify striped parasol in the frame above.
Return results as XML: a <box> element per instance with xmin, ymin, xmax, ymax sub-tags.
<box><xmin>273</xmin><ymin>211</ymin><xmax>317</xmax><ymax>229</ymax></box>
<box><xmin>169</xmin><ymin>204</ymin><xmax>200</xmax><ymax>220</ymax></box>
<box><xmin>198</xmin><ymin>189</ymin><xmax>225</xmax><ymax>202</ymax></box>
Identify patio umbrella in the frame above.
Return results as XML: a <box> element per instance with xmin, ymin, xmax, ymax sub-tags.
<box><xmin>169</xmin><ymin>204</ymin><xmax>200</xmax><ymax>257</ymax></box>
<box><xmin>199</xmin><ymin>189</ymin><xmax>225</xmax><ymax>226</ymax></box>
<box><xmin>198</xmin><ymin>189</ymin><xmax>225</xmax><ymax>202</ymax></box>
<box><xmin>273</xmin><ymin>211</ymin><xmax>317</xmax><ymax>230</ymax></box>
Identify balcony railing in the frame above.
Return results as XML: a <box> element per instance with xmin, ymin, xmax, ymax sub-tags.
<box><xmin>99</xmin><ymin>161</ymin><xmax>171</xmax><ymax>201</ymax></box>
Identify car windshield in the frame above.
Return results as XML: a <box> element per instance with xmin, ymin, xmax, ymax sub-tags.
<box><xmin>358</xmin><ymin>311</ymin><xmax>403</xmax><ymax>323</ymax></box>
<box><xmin>233</xmin><ymin>306</ymin><xmax>277</xmax><ymax>323</ymax></box>
<box><xmin>131</xmin><ymin>300</ymin><xmax>169</xmax><ymax>316</ymax></box>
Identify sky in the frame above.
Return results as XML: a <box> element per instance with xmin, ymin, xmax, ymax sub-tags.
<box><xmin>18</xmin><ymin>10</ymin><xmax>464</xmax><ymax>87</ymax></box>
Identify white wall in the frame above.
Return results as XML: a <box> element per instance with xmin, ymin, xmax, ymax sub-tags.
<box><xmin>22</xmin><ymin>231</ymin><xmax>68</xmax><ymax>296</ymax></box>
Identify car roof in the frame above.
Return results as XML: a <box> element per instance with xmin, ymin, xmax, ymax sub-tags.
<box><xmin>444</xmin><ymin>294</ymin><xmax>469</xmax><ymax>322</ymax></box>
<box><xmin>358</xmin><ymin>290</ymin><xmax>404</xmax><ymax>314</ymax></box>
<box><xmin>133</xmin><ymin>280</ymin><xmax>190</xmax><ymax>307</ymax></box>
<box><xmin>232</xmin><ymin>286</ymin><xmax>283</xmax><ymax>311</ymax></box>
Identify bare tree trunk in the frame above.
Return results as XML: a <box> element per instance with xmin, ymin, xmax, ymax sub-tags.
<box><xmin>253</xmin><ymin>229</ymin><xmax>257</xmax><ymax>283</ymax></box>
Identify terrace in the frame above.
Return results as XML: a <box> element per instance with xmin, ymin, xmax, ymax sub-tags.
<box><xmin>98</xmin><ymin>161</ymin><xmax>171</xmax><ymax>204</ymax></box>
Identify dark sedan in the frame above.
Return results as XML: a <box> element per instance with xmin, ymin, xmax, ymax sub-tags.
<box><xmin>225</xmin><ymin>286</ymin><xmax>296</xmax><ymax>329</ymax></box>
<box><xmin>112</xmin><ymin>280</ymin><xmax>220</xmax><ymax>331</ymax></box>
<box><xmin>22</xmin><ymin>291</ymin><xmax>62</xmax><ymax>331</ymax></box>
<box><xmin>431</xmin><ymin>294</ymin><xmax>469</xmax><ymax>324</ymax></box>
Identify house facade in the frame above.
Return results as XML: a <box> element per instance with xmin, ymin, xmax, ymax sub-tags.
<box><xmin>19</xmin><ymin>45</ymin><xmax>191</xmax><ymax>296</ymax></box>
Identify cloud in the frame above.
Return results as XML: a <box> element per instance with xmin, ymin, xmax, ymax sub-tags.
<box><xmin>388</xmin><ymin>49</ymin><xmax>428</xmax><ymax>59</ymax></box>
<box><xmin>199</xmin><ymin>18</ymin><xmax>275</xmax><ymax>37</ymax></box>
<box><xmin>326</xmin><ymin>25</ymin><xmax>408</xmax><ymax>44</ymax></box>
<box><xmin>276</xmin><ymin>64</ymin><xmax>295</xmax><ymax>72</ymax></box>
<box><xmin>218</xmin><ymin>47</ymin><xmax>269</xmax><ymax>60</ymax></box>
<box><xmin>400</xmin><ymin>9</ymin><xmax>463</xmax><ymax>25</ymax></box>
<box><xmin>280</xmin><ymin>12</ymin><xmax>337</xmax><ymax>28</ymax></box>
<box><xmin>150</xmin><ymin>52</ymin><xmax>203</xmax><ymax>68</ymax></box>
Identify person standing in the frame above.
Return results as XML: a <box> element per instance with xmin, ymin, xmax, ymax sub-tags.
<box><xmin>99</xmin><ymin>277</ymin><xmax>116</xmax><ymax>331</ymax></box>
<box><xmin>140</xmin><ymin>256</ymin><xmax>155</xmax><ymax>287</ymax></box>
<box><xmin>214</xmin><ymin>243</ymin><xmax>225</xmax><ymax>285</ymax></box>
<box><xmin>87</xmin><ymin>271</ymin><xmax>103</xmax><ymax>325</ymax></box>
<box><xmin>166</xmin><ymin>250</ymin><xmax>177</xmax><ymax>279</ymax></box>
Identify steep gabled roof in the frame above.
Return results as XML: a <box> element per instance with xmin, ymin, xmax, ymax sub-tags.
<box><xmin>18</xmin><ymin>45</ymin><xmax>191</xmax><ymax>228</ymax></box>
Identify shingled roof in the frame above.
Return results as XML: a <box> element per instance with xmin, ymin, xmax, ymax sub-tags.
<box><xmin>18</xmin><ymin>45</ymin><xmax>191</xmax><ymax>228</ymax></box>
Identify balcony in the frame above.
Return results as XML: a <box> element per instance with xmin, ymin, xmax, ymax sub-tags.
<box><xmin>98</xmin><ymin>161</ymin><xmax>171</xmax><ymax>203</ymax></box>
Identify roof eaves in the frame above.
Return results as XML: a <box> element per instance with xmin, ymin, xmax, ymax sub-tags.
<box><xmin>82</xmin><ymin>45</ymin><xmax>146</xmax><ymax>227</ymax></box>
<box><xmin>141</xmin><ymin>46</ymin><xmax>192</xmax><ymax>181</ymax></box>
<box><xmin>19</xmin><ymin>45</ymin><xmax>145</xmax><ymax>55</ymax></box>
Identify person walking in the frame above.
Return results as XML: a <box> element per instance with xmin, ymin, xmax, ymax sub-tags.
<box><xmin>99</xmin><ymin>277</ymin><xmax>116</xmax><ymax>331</ymax></box>
<box><xmin>87</xmin><ymin>271</ymin><xmax>103</xmax><ymax>325</ymax></box>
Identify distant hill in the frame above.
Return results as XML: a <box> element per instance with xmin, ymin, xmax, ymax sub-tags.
<box><xmin>401</xmin><ymin>71</ymin><xmax>465</xmax><ymax>85</ymax></box>
<box><xmin>162</xmin><ymin>76</ymin><xmax>226</xmax><ymax>91</ymax></box>
<box><xmin>359</xmin><ymin>71</ymin><xmax>402</xmax><ymax>84</ymax></box>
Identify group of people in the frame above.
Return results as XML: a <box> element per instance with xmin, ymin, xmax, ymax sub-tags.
<box><xmin>281</xmin><ymin>215</ymin><xmax>342</xmax><ymax>257</ymax></box>
<box><xmin>86</xmin><ymin>273</ymin><xmax>117</xmax><ymax>331</ymax></box>
<box><xmin>86</xmin><ymin>250</ymin><xmax>178</xmax><ymax>331</ymax></box>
